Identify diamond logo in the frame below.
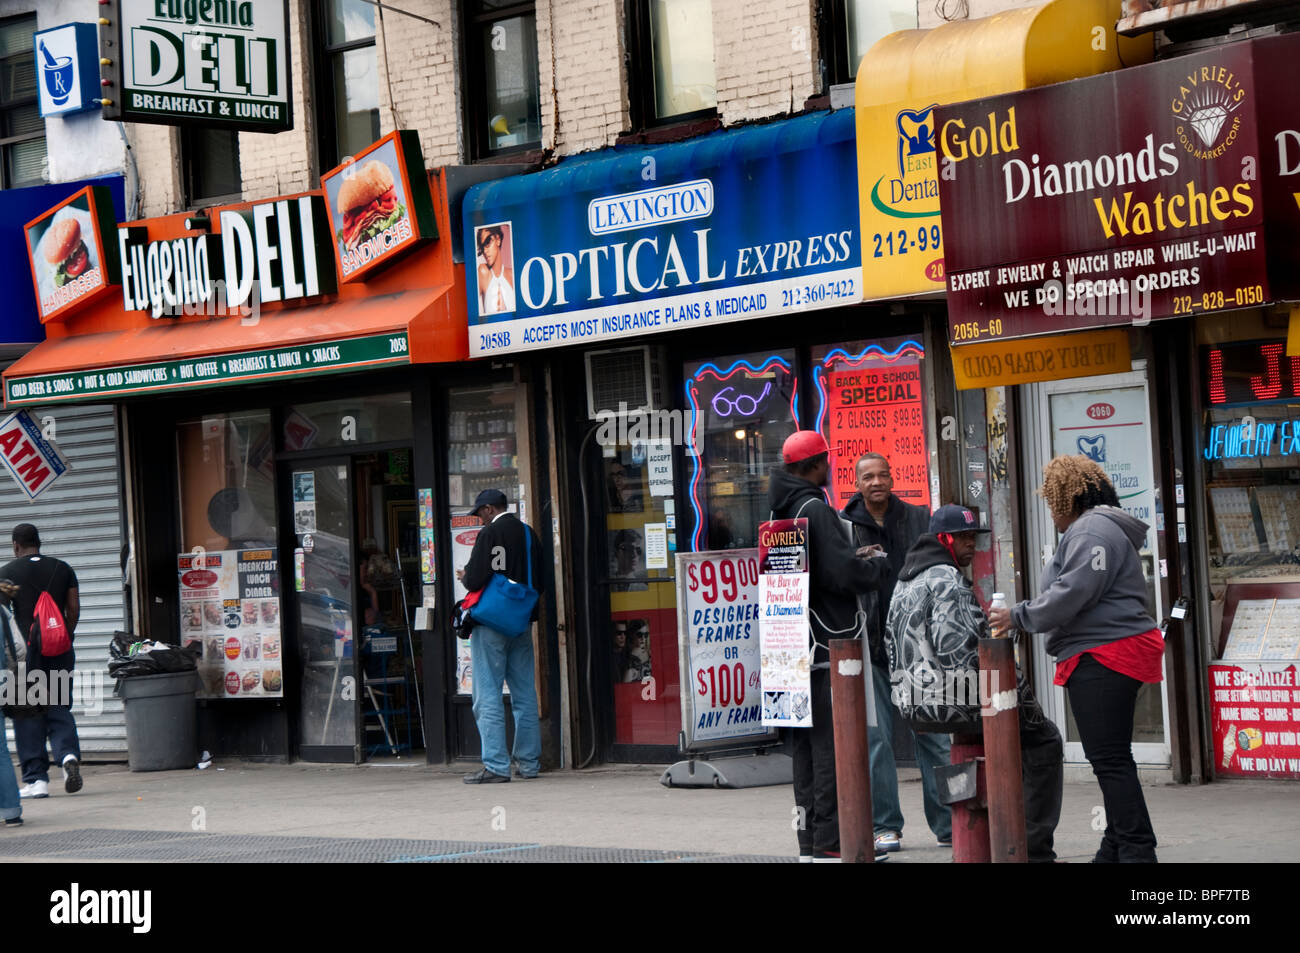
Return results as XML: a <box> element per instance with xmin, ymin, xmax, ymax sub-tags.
<box><xmin>1188</xmin><ymin>105</ymin><xmax>1228</xmax><ymax>147</ymax></box>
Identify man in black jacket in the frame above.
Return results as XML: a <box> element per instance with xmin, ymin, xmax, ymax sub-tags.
<box><xmin>457</xmin><ymin>490</ymin><xmax>545</xmax><ymax>783</ymax></box>
<box><xmin>841</xmin><ymin>453</ymin><xmax>950</xmax><ymax>853</ymax></box>
<box><xmin>768</xmin><ymin>432</ymin><xmax>886</xmax><ymax>861</ymax></box>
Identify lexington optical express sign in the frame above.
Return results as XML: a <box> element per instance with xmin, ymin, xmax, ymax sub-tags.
<box><xmin>462</xmin><ymin>110</ymin><xmax>862</xmax><ymax>357</ymax></box>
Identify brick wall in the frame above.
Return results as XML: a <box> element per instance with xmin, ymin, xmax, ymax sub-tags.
<box><xmin>374</xmin><ymin>0</ymin><xmax>461</xmax><ymax>167</ymax></box>
<box><xmin>237</xmin><ymin>0</ymin><xmax>315</xmax><ymax>202</ymax></box>
<box><xmin>713</xmin><ymin>0</ymin><xmax>818</xmax><ymax>124</ymax></box>
<box><xmin>539</xmin><ymin>0</ymin><xmax>628</xmax><ymax>155</ymax></box>
<box><xmin>130</xmin><ymin>125</ymin><xmax>181</xmax><ymax>220</ymax></box>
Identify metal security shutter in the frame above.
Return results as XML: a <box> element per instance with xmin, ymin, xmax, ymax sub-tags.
<box><xmin>1</xmin><ymin>405</ymin><xmax>126</xmax><ymax>756</ymax></box>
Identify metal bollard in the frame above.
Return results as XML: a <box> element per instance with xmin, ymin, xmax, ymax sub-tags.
<box><xmin>829</xmin><ymin>638</ymin><xmax>873</xmax><ymax>863</ymax></box>
<box><xmin>979</xmin><ymin>637</ymin><xmax>1027</xmax><ymax>863</ymax></box>
<box><xmin>949</xmin><ymin>733</ymin><xmax>991</xmax><ymax>863</ymax></box>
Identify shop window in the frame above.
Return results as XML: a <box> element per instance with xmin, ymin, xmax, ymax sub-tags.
<box><xmin>628</xmin><ymin>0</ymin><xmax>717</xmax><ymax>127</ymax></box>
<box><xmin>821</xmin><ymin>0</ymin><xmax>917</xmax><ymax>87</ymax></box>
<box><xmin>683</xmin><ymin>350</ymin><xmax>798</xmax><ymax>552</ymax></box>
<box><xmin>182</xmin><ymin>126</ymin><xmax>242</xmax><ymax>205</ymax></box>
<box><xmin>463</xmin><ymin>1</ymin><xmax>542</xmax><ymax>159</ymax></box>
<box><xmin>282</xmin><ymin>393</ymin><xmax>413</xmax><ymax>451</ymax></box>
<box><xmin>0</xmin><ymin>15</ymin><xmax>45</xmax><ymax>189</ymax></box>
<box><xmin>315</xmin><ymin>0</ymin><xmax>381</xmax><ymax>171</ymax></box>
<box><xmin>175</xmin><ymin>412</ymin><xmax>282</xmax><ymax>700</ymax></box>
<box><xmin>446</xmin><ymin>383</ymin><xmax>522</xmax><ymax>696</ymax></box>
<box><xmin>811</xmin><ymin>336</ymin><xmax>930</xmax><ymax>511</ymax></box>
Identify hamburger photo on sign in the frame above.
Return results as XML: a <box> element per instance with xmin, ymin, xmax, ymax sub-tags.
<box><xmin>25</xmin><ymin>188</ymin><xmax>105</xmax><ymax>320</ymax></box>
<box><xmin>323</xmin><ymin>136</ymin><xmax>413</xmax><ymax>281</ymax></box>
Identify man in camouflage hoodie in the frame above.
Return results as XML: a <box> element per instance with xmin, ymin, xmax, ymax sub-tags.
<box><xmin>886</xmin><ymin>504</ymin><xmax>1063</xmax><ymax>863</ymax></box>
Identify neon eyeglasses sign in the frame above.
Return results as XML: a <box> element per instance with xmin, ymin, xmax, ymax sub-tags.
<box><xmin>684</xmin><ymin>354</ymin><xmax>798</xmax><ymax>552</ymax></box>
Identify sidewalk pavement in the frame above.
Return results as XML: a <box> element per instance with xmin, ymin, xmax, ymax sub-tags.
<box><xmin>2</xmin><ymin>759</ymin><xmax>1296</xmax><ymax>862</ymax></box>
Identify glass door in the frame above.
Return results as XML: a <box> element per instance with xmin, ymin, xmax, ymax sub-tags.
<box><xmin>1024</xmin><ymin>367</ymin><xmax>1171</xmax><ymax>766</ymax></box>
<box><xmin>289</xmin><ymin>459</ymin><xmax>362</xmax><ymax>762</ymax></box>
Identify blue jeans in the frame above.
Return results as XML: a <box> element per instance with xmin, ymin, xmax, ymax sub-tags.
<box><xmin>470</xmin><ymin>623</ymin><xmax>540</xmax><ymax>777</ymax></box>
<box><xmin>13</xmin><ymin>649</ymin><xmax>80</xmax><ymax>784</ymax></box>
<box><xmin>870</xmin><ymin>663</ymin><xmax>951</xmax><ymax>840</ymax></box>
<box><xmin>1</xmin><ymin>639</ymin><xmax>22</xmax><ymax>820</ymax></box>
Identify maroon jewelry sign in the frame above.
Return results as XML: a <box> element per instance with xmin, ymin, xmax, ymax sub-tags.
<box><xmin>937</xmin><ymin>32</ymin><xmax>1300</xmax><ymax>345</ymax></box>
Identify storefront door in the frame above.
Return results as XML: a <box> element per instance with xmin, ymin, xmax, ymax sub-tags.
<box><xmin>1024</xmin><ymin>367</ymin><xmax>1172</xmax><ymax>767</ymax></box>
<box><xmin>289</xmin><ymin>459</ymin><xmax>363</xmax><ymax>762</ymax></box>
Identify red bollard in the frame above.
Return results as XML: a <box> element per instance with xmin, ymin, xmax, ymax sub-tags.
<box><xmin>979</xmin><ymin>637</ymin><xmax>1027</xmax><ymax>863</ymax></box>
<box><xmin>949</xmin><ymin>733</ymin><xmax>990</xmax><ymax>864</ymax></box>
<box><xmin>829</xmin><ymin>639</ymin><xmax>874</xmax><ymax>863</ymax></box>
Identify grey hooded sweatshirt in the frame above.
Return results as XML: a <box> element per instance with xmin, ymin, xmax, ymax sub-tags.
<box><xmin>1010</xmin><ymin>505</ymin><xmax>1157</xmax><ymax>661</ymax></box>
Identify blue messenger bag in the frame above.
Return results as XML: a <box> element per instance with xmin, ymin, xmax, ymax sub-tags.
<box><xmin>469</xmin><ymin>526</ymin><xmax>538</xmax><ymax>638</ymax></box>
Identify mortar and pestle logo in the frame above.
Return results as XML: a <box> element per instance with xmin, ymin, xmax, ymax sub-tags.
<box><xmin>39</xmin><ymin>41</ymin><xmax>74</xmax><ymax>106</ymax></box>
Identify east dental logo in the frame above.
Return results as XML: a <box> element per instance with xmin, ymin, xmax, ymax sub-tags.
<box><xmin>119</xmin><ymin>196</ymin><xmax>329</xmax><ymax>318</ymax></box>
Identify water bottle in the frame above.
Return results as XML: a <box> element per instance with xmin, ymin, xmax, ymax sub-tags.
<box><xmin>990</xmin><ymin>592</ymin><xmax>1008</xmax><ymax>638</ymax></box>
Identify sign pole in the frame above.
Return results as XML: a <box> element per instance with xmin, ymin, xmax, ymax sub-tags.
<box><xmin>979</xmin><ymin>636</ymin><xmax>1028</xmax><ymax>862</ymax></box>
<box><xmin>829</xmin><ymin>638</ymin><xmax>874</xmax><ymax>863</ymax></box>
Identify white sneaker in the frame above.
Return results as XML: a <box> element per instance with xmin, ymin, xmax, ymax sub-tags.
<box><xmin>18</xmin><ymin>780</ymin><xmax>48</xmax><ymax>799</ymax></box>
<box><xmin>62</xmin><ymin>755</ymin><xmax>82</xmax><ymax>794</ymax></box>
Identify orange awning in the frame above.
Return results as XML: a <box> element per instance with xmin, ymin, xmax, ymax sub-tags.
<box><xmin>3</xmin><ymin>282</ymin><xmax>465</xmax><ymax>406</ymax></box>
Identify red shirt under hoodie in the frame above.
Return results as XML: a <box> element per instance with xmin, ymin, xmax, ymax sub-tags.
<box><xmin>1054</xmin><ymin>628</ymin><xmax>1165</xmax><ymax>685</ymax></box>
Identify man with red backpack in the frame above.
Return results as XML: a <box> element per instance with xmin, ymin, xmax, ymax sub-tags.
<box><xmin>3</xmin><ymin>524</ymin><xmax>82</xmax><ymax>799</ymax></box>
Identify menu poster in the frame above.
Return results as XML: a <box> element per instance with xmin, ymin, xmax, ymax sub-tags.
<box><xmin>179</xmin><ymin>549</ymin><xmax>283</xmax><ymax>699</ymax></box>
<box><xmin>450</xmin><ymin>515</ymin><xmax>483</xmax><ymax>695</ymax></box>
<box><xmin>1209</xmin><ymin>663</ymin><xmax>1300</xmax><ymax>779</ymax></box>
<box><xmin>819</xmin><ymin>355</ymin><xmax>930</xmax><ymax>510</ymax></box>
<box><xmin>758</xmin><ymin>519</ymin><xmax>812</xmax><ymax>728</ymax></box>
<box><xmin>1210</xmin><ymin>487</ymin><xmax>1259</xmax><ymax>554</ymax></box>
<box><xmin>418</xmin><ymin>487</ymin><xmax>436</xmax><ymax>584</ymax></box>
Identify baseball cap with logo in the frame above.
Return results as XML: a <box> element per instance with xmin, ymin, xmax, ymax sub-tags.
<box><xmin>929</xmin><ymin>504</ymin><xmax>990</xmax><ymax>535</ymax></box>
<box><xmin>781</xmin><ymin>430</ymin><xmax>830</xmax><ymax>464</ymax></box>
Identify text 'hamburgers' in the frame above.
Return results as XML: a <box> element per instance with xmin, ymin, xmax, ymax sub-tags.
<box><xmin>45</xmin><ymin>218</ymin><xmax>90</xmax><ymax>288</ymax></box>
<box><xmin>337</xmin><ymin>160</ymin><xmax>405</xmax><ymax>249</ymax></box>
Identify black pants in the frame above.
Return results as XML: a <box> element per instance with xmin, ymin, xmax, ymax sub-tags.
<box><xmin>792</xmin><ymin>667</ymin><xmax>838</xmax><ymax>853</ymax></box>
<box><xmin>1017</xmin><ymin>685</ymin><xmax>1065</xmax><ymax>863</ymax></box>
<box><xmin>1066</xmin><ymin>654</ymin><xmax>1158</xmax><ymax>863</ymax></box>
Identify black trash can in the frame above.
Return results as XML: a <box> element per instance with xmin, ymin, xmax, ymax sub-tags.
<box><xmin>117</xmin><ymin>670</ymin><xmax>199</xmax><ymax>771</ymax></box>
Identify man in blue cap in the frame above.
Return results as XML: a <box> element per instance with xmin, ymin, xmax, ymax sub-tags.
<box><xmin>457</xmin><ymin>489</ymin><xmax>545</xmax><ymax>783</ymax></box>
<box><xmin>886</xmin><ymin>504</ymin><xmax>1063</xmax><ymax>862</ymax></box>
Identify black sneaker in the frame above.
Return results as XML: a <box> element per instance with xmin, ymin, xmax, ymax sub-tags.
<box><xmin>512</xmin><ymin>766</ymin><xmax>539</xmax><ymax>780</ymax></box>
<box><xmin>462</xmin><ymin>768</ymin><xmax>510</xmax><ymax>784</ymax></box>
<box><xmin>62</xmin><ymin>756</ymin><xmax>83</xmax><ymax>794</ymax></box>
<box><xmin>4</xmin><ymin>817</ymin><xmax>22</xmax><ymax>827</ymax></box>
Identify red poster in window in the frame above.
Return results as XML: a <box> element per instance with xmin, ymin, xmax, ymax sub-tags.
<box><xmin>816</xmin><ymin>344</ymin><xmax>930</xmax><ymax>511</ymax></box>
<box><xmin>1209</xmin><ymin>663</ymin><xmax>1300</xmax><ymax>779</ymax></box>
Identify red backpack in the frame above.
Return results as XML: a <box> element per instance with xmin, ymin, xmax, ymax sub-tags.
<box><xmin>31</xmin><ymin>563</ymin><xmax>71</xmax><ymax>657</ymax></box>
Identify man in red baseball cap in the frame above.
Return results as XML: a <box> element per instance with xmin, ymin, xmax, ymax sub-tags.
<box><xmin>768</xmin><ymin>431</ymin><xmax>888</xmax><ymax>862</ymax></box>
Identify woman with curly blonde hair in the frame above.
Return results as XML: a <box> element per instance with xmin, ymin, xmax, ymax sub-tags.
<box><xmin>988</xmin><ymin>455</ymin><xmax>1162</xmax><ymax>863</ymax></box>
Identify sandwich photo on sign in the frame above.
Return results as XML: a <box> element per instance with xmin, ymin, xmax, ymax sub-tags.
<box><xmin>321</xmin><ymin>130</ymin><xmax>436</xmax><ymax>283</ymax></box>
<box><xmin>24</xmin><ymin>185</ymin><xmax>118</xmax><ymax>323</ymax></box>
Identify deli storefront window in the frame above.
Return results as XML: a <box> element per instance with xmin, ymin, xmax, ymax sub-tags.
<box><xmin>1198</xmin><ymin>315</ymin><xmax>1300</xmax><ymax>779</ymax></box>
<box><xmin>176</xmin><ymin>412</ymin><xmax>283</xmax><ymax>701</ymax></box>
<box><xmin>813</xmin><ymin>336</ymin><xmax>930</xmax><ymax>511</ymax></box>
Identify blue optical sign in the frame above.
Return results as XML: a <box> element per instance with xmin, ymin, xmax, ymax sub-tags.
<box><xmin>462</xmin><ymin>110</ymin><xmax>862</xmax><ymax>357</ymax></box>
<box><xmin>34</xmin><ymin>24</ymin><xmax>101</xmax><ymax>118</ymax></box>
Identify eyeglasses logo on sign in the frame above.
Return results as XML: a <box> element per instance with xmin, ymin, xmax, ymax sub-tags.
<box><xmin>1171</xmin><ymin>64</ymin><xmax>1246</xmax><ymax>159</ymax></box>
